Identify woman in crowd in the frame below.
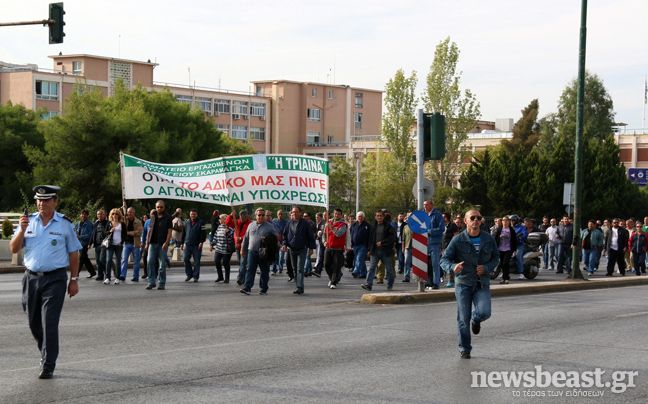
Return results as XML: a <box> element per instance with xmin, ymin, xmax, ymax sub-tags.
<box><xmin>105</xmin><ymin>208</ymin><xmax>125</xmax><ymax>285</ymax></box>
<box><xmin>210</xmin><ymin>213</ymin><xmax>235</xmax><ymax>283</ymax></box>
<box><xmin>494</xmin><ymin>216</ymin><xmax>517</xmax><ymax>284</ymax></box>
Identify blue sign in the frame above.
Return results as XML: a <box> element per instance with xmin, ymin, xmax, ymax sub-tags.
<box><xmin>628</xmin><ymin>168</ymin><xmax>648</xmax><ymax>187</ymax></box>
<box><xmin>408</xmin><ymin>210</ymin><xmax>431</xmax><ymax>235</ymax></box>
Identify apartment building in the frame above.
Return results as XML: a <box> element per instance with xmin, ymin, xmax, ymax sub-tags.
<box><xmin>0</xmin><ymin>54</ymin><xmax>382</xmax><ymax>158</ymax></box>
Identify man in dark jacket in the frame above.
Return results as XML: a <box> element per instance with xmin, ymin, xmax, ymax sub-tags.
<box><xmin>603</xmin><ymin>218</ymin><xmax>629</xmax><ymax>276</ymax></box>
<box><xmin>281</xmin><ymin>206</ymin><xmax>316</xmax><ymax>294</ymax></box>
<box><xmin>89</xmin><ymin>209</ymin><xmax>109</xmax><ymax>281</ymax></box>
<box><xmin>555</xmin><ymin>215</ymin><xmax>573</xmax><ymax>274</ymax></box>
<box><xmin>181</xmin><ymin>209</ymin><xmax>207</xmax><ymax>282</ymax></box>
<box><xmin>145</xmin><ymin>200</ymin><xmax>173</xmax><ymax>290</ymax></box>
<box><xmin>351</xmin><ymin>211</ymin><xmax>371</xmax><ymax>278</ymax></box>
<box><xmin>361</xmin><ymin>210</ymin><xmax>396</xmax><ymax>291</ymax></box>
<box><xmin>75</xmin><ymin>209</ymin><xmax>96</xmax><ymax>278</ymax></box>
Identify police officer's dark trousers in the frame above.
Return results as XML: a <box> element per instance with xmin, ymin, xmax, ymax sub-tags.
<box><xmin>22</xmin><ymin>269</ymin><xmax>67</xmax><ymax>372</ymax></box>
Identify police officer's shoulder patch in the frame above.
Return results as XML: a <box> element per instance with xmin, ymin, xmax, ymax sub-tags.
<box><xmin>63</xmin><ymin>215</ymin><xmax>74</xmax><ymax>223</ymax></box>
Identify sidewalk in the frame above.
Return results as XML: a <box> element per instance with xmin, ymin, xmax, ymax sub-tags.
<box><xmin>3</xmin><ymin>257</ymin><xmax>646</xmax><ymax>304</ymax></box>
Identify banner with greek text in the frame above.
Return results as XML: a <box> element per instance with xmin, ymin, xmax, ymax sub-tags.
<box><xmin>121</xmin><ymin>153</ymin><xmax>329</xmax><ymax>207</ymax></box>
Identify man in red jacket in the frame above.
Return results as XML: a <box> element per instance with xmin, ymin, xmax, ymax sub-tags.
<box><xmin>324</xmin><ymin>208</ymin><xmax>348</xmax><ymax>289</ymax></box>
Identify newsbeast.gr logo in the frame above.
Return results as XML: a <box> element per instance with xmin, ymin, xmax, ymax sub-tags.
<box><xmin>471</xmin><ymin>366</ymin><xmax>638</xmax><ymax>397</ymax></box>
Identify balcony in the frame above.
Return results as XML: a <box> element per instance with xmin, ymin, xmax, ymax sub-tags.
<box><xmin>299</xmin><ymin>141</ymin><xmax>349</xmax><ymax>148</ymax></box>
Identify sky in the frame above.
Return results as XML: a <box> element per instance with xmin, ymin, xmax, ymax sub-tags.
<box><xmin>1</xmin><ymin>0</ymin><xmax>647</xmax><ymax>130</ymax></box>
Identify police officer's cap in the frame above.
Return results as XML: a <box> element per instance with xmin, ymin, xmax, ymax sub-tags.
<box><xmin>33</xmin><ymin>185</ymin><xmax>61</xmax><ymax>200</ymax></box>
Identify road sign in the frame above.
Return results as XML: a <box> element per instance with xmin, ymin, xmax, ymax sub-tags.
<box><xmin>412</xmin><ymin>179</ymin><xmax>435</xmax><ymax>202</ymax></box>
<box><xmin>411</xmin><ymin>232</ymin><xmax>428</xmax><ymax>282</ymax></box>
<box><xmin>628</xmin><ymin>168</ymin><xmax>648</xmax><ymax>187</ymax></box>
<box><xmin>563</xmin><ymin>183</ymin><xmax>574</xmax><ymax>206</ymax></box>
<box><xmin>408</xmin><ymin>210</ymin><xmax>431</xmax><ymax>235</ymax></box>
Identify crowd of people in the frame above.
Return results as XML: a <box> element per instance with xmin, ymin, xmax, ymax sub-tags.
<box><xmin>71</xmin><ymin>200</ymin><xmax>648</xmax><ymax>297</ymax></box>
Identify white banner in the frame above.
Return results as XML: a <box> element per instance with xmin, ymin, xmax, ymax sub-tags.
<box><xmin>121</xmin><ymin>153</ymin><xmax>329</xmax><ymax>207</ymax></box>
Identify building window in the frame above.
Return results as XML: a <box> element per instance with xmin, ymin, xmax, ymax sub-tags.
<box><xmin>312</xmin><ymin>88</ymin><xmax>317</xmax><ymax>97</ymax></box>
<box><xmin>231</xmin><ymin>125</ymin><xmax>247</xmax><ymax>140</ymax></box>
<box><xmin>307</xmin><ymin>108</ymin><xmax>321</xmax><ymax>122</ymax></box>
<box><xmin>35</xmin><ymin>81</ymin><xmax>58</xmax><ymax>100</ymax></box>
<box><xmin>354</xmin><ymin>113</ymin><xmax>363</xmax><ymax>130</ymax></box>
<box><xmin>250</xmin><ymin>102</ymin><xmax>265</xmax><ymax>117</ymax></box>
<box><xmin>176</xmin><ymin>95</ymin><xmax>192</xmax><ymax>105</ymax></box>
<box><xmin>73</xmin><ymin>84</ymin><xmax>93</xmax><ymax>94</ymax></box>
<box><xmin>196</xmin><ymin>97</ymin><xmax>212</xmax><ymax>115</ymax></box>
<box><xmin>40</xmin><ymin>111</ymin><xmax>59</xmax><ymax>120</ymax></box>
<box><xmin>232</xmin><ymin>101</ymin><xmax>249</xmax><ymax>116</ymax></box>
<box><xmin>73</xmin><ymin>61</ymin><xmax>82</xmax><ymax>75</ymax></box>
<box><xmin>307</xmin><ymin>131</ymin><xmax>320</xmax><ymax>145</ymax></box>
<box><xmin>255</xmin><ymin>85</ymin><xmax>262</xmax><ymax>96</ymax></box>
<box><xmin>214</xmin><ymin>99</ymin><xmax>230</xmax><ymax>114</ymax></box>
<box><xmin>215</xmin><ymin>124</ymin><xmax>229</xmax><ymax>135</ymax></box>
<box><xmin>328</xmin><ymin>90</ymin><xmax>333</xmax><ymax>99</ymax></box>
<box><xmin>327</xmin><ymin>136</ymin><xmax>334</xmax><ymax>144</ymax></box>
<box><xmin>355</xmin><ymin>92</ymin><xmax>363</xmax><ymax>108</ymax></box>
<box><xmin>250</xmin><ymin>127</ymin><xmax>265</xmax><ymax>141</ymax></box>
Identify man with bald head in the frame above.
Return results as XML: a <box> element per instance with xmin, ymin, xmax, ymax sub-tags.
<box><xmin>440</xmin><ymin>210</ymin><xmax>499</xmax><ymax>359</ymax></box>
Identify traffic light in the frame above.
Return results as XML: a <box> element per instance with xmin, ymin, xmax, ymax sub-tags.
<box><xmin>423</xmin><ymin>112</ymin><xmax>446</xmax><ymax>161</ymax></box>
<box><xmin>48</xmin><ymin>3</ymin><xmax>65</xmax><ymax>44</ymax></box>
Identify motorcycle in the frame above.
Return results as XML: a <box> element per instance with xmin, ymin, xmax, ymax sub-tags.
<box><xmin>490</xmin><ymin>232</ymin><xmax>548</xmax><ymax>280</ymax></box>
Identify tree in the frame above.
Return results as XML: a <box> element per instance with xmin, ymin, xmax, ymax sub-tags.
<box><xmin>328</xmin><ymin>156</ymin><xmax>357</xmax><ymax>212</ymax></box>
<box><xmin>360</xmin><ymin>151</ymin><xmax>416</xmax><ymax>214</ymax></box>
<box><xmin>537</xmin><ymin>71</ymin><xmax>615</xmax><ymax>155</ymax></box>
<box><xmin>502</xmin><ymin>99</ymin><xmax>540</xmax><ymax>154</ymax></box>
<box><xmin>0</xmin><ymin>101</ymin><xmax>45</xmax><ymax>211</ymax></box>
<box><xmin>422</xmin><ymin>36</ymin><xmax>481</xmax><ymax>188</ymax></box>
<box><xmin>459</xmin><ymin>149</ymin><xmax>494</xmax><ymax>215</ymax></box>
<box><xmin>381</xmin><ymin>69</ymin><xmax>417</xmax><ymax>178</ymax></box>
<box><xmin>25</xmin><ymin>81</ymin><xmax>253</xmax><ymax>211</ymax></box>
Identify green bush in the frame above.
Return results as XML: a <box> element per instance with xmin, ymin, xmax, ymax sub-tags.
<box><xmin>2</xmin><ymin>218</ymin><xmax>14</xmax><ymax>239</ymax></box>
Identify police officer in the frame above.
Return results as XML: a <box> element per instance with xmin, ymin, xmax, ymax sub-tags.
<box><xmin>10</xmin><ymin>185</ymin><xmax>82</xmax><ymax>379</ymax></box>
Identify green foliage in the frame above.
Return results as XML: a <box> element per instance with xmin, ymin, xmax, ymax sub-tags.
<box><xmin>502</xmin><ymin>99</ymin><xmax>540</xmax><ymax>153</ymax></box>
<box><xmin>537</xmin><ymin>71</ymin><xmax>615</xmax><ymax>155</ymax></box>
<box><xmin>360</xmin><ymin>151</ymin><xmax>416</xmax><ymax>214</ymax></box>
<box><xmin>2</xmin><ymin>218</ymin><xmax>14</xmax><ymax>239</ymax></box>
<box><xmin>0</xmin><ymin>101</ymin><xmax>45</xmax><ymax>211</ymax></box>
<box><xmin>459</xmin><ymin>136</ymin><xmax>648</xmax><ymax>218</ymax></box>
<box><xmin>26</xmin><ymin>81</ymin><xmax>253</xmax><ymax>212</ymax></box>
<box><xmin>328</xmin><ymin>156</ymin><xmax>357</xmax><ymax>211</ymax></box>
<box><xmin>422</xmin><ymin>36</ymin><xmax>481</xmax><ymax>188</ymax></box>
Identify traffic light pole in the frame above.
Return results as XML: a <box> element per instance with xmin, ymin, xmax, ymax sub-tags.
<box><xmin>0</xmin><ymin>19</ymin><xmax>55</xmax><ymax>27</ymax></box>
<box><xmin>416</xmin><ymin>109</ymin><xmax>425</xmax><ymax>211</ymax></box>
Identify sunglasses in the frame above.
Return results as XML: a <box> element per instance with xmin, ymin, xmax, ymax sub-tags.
<box><xmin>469</xmin><ymin>215</ymin><xmax>483</xmax><ymax>221</ymax></box>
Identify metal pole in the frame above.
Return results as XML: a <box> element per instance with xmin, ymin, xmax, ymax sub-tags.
<box><xmin>569</xmin><ymin>0</ymin><xmax>587</xmax><ymax>280</ymax></box>
<box><xmin>417</xmin><ymin>109</ymin><xmax>425</xmax><ymax>210</ymax></box>
<box><xmin>0</xmin><ymin>20</ymin><xmax>54</xmax><ymax>27</ymax></box>
<box><xmin>355</xmin><ymin>153</ymin><xmax>361</xmax><ymax>214</ymax></box>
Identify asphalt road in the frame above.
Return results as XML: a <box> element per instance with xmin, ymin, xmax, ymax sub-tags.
<box><xmin>1</xmin><ymin>267</ymin><xmax>646</xmax><ymax>404</ymax></box>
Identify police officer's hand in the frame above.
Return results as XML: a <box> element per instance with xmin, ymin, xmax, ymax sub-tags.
<box><xmin>19</xmin><ymin>215</ymin><xmax>29</xmax><ymax>231</ymax></box>
<box><xmin>68</xmin><ymin>280</ymin><xmax>79</xmax><ymax>298</ymax></box>
<box><xmin>454</xmin><ymin>261</ymin><xmax>464</xmax><ymax>273</ymax></box>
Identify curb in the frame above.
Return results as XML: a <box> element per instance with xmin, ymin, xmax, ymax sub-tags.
<box><xmin>359</xmin><ymin>276</ymin><xmax>648</xmax><ymax>304</ymax></box>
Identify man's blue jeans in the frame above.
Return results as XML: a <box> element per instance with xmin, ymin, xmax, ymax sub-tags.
<box><xmin>366</xmin><ymin>249</ymin><xmax>394</xmax><ymax>288</ymax></box>
<box><xmin>236</xmin><ymin>250</ymin><xmax>248</xmax><ymax>283</ymax></box>
<box><xmin>120</xmin><ymin>243</ymin><xmax>141</xmax><ymax>279</ymax></box>
<box><xmin>557</xmin><ymin>244</ymin><xmax>571</xmax><ymax>272</ymax></box>
<box><xmin>427</xmin><ymin>244</ymin><xmax>441</xmax><ymax>287</ymax></box>
<box><xmin>455</xmin><ymin>282</ymin><xmax>491</xmax><ymax>353</ymax></box>
<box><xmin>396</xmin><ymin>243</ymin><xmax>404</xmax><ymax>272</ymax></box>
<box><xmin>289</xmin><ymin>248</ymin><xmax>308</xmax><ymax>291</ymax></box>
<box><xmin>404</xmin><ymin>248</ymin><xmax>412</xmax><ymax>280</ymax></box>
<box><xmin>147</xmin><ymin>244</ymin><xmax>167</xmax><ymax>287</ymax></box>
<box><xmin>352</xmin><ymin>245</ymin><xmax>367</xmax><ymax>277</ymax></box>
<box><xmin>583</xmin><ymin>248</ymin><xmax>599</xmax><ymax>274</ymax></box>
<box><xmin>547</xmin><ymin>244</ymin><xmax>557</xmax><ymax>270</ymax></box>
<box><xmin>94</xmin><ymin>246</ymin><xmax>107</xmax><ymax>279</ymax></box>
<box><xmin>183</xmin><ymin>245</ymin><xmax>202</xmax><ymax>280</ymax></box>
<box><xmin>245</xmin><ymin>251</ymin><xmax>270</xmax><ymax>291</ymax></box>
<box><xmin>516</xmin><ymin>243</ymin><xmax>525</xmax><ymax>274</ymax></box>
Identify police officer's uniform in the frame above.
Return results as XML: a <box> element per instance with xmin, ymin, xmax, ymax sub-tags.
<box><xmin>13</xmin><ymin>185</ymin><xmax>81</xmax><ymax>379</ymax></box>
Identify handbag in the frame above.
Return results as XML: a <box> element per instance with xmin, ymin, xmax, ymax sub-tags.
<box><xmin>226</xmin><ymin>239</ymin><xmax>235</xmax><ymax>254</ymax></box>
<box><xmin>101</xmin><ymin>233</ymin><xmax>113</xmax><ymax>248</ymax></box>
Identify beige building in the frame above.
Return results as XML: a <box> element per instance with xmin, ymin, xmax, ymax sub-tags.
<box><xmin>0</xmin><ymin>54</ymin><xmax>382</xmax><ymax>158</ymax></box>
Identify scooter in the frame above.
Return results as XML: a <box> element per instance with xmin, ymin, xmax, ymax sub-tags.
<box><xmin>490</xmin><ymin>232</ymin><xmax>548</xmax><ymax>280</ymax></box>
